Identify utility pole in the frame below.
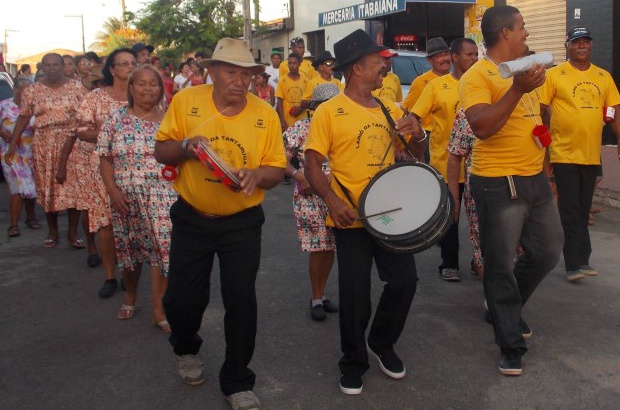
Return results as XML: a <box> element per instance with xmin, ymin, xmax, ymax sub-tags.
<box><xmin>3</xmin><ymin>29</ymin><xmax>19</xmax><ymax>62</ymax></box>
<box><xmin>243</xmin><ymin>0</ymin><xmax>252</xmax><ymax>53</ymax></box>
<box><xmin>65</xmin><ymin>14</ymin><xmax>85</xmax><ymax>52</ymax></box>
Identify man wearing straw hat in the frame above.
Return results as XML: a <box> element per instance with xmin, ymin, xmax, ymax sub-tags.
<box><xmin>304</xmin><ymin>29</ymin><xmax>426</xmax><ymax>395</ymax></box>
<box><xmin>155</xmin><ymin>37</ymin><xmax>286</xmax><ymax>410</ymax></box>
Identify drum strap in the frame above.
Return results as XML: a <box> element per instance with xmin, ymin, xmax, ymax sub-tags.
<box><xmin>332</xmin><ymin>174</ymin><xmax>357</xmax><ymax>210</ymax></box>
<box><xmin>373</xmin><ymin>97</ymin><xmax>417</xmax><ymax>159</ymax></box>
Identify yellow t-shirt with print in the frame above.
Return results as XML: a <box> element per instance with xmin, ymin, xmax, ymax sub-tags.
<box><xmin>305</xmin><ymin>94</ymin><xmax>408</xmax><ymax>228</ymax></box>
<box><xmin>276</xmin><ymin>72</ymin><xmax>309</xmax><ymax>127</ymax></box>
<box><xmin>302</xmin><ymin>76</ymin><xmax>344</xmax><ymax>101</ymax></box>
<box><xmin>401</xmin><ymin>70</ymin><xmax>438</xmax><ymax>131</ymax></box>
<box><xmin>459</xmin><ymin>58</ymin><xmax>545</xmax><ymax>177</ymax></box>
<box><xmin>412</xmin><ymin>73</ymin><xmax>464</xmax><ymax>183</ymax></box>
<box><xmin>156</xmin><ymin>85</ymin><xmax>286</xmax><ymax>215</ymax></box>
<box><xmin>372</xmin><ymin>72</ymin><xmax>403</xmax><ymax>103</ymax></box>
<box><xmin>279</xmin><ymin>59</ymin><xmax>317</xmax><ymax>81</ymax></box>
<box><xmin>539</xmin><ymin>61</ymin><xmax>620</xmax><ymax>165</ymax></box>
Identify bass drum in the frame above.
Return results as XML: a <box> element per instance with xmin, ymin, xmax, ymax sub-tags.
<box><xmin>358</xmin><ymin>161</ymin><xmax>454</xmax><ymax>253</ymax></box>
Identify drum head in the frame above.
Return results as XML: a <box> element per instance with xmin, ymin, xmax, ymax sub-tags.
<box><xmin>359</xmin><ymin>162</ymin><xmax>446</xmax><ymax>240</ymax></box>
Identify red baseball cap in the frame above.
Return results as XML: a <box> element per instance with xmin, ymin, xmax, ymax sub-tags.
<box><xmin>380</xmin><ymin>49</ymin><xmax>398</xmax><ymax>58</ymax></box>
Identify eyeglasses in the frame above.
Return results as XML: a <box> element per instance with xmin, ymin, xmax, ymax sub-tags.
<box><xmin>114</xmin><ymin>61</ymin><xmax>139</xmax><ymax>68</ymax></box>
<box><xmin>324</xmin><ymin>61</ymin><xmax>334</xmax><ymax>67</ymax></box>
<box><xmin>78</xmin><ymin>62</ymin><xmax>91</xmax><ymax>67</ymax></box>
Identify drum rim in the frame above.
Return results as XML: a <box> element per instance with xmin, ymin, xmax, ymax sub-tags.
<box><xmin>358</xmin><ymin>161</ymin><xmax>449</xmax><ymax>242</ymax></box>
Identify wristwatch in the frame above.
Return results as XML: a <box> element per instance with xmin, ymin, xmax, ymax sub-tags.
<box><xmin>182</xmin><ymin>138</ymin><xmax>191</xmax><ymax>157</ymax></box>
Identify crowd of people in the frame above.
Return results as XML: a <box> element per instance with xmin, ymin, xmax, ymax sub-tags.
<box><xmin>1</xmin><ymin>5</ymin><xmax>620</xmax><ymax>409</ymax></box>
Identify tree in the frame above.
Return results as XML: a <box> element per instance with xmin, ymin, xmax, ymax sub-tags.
<box><xmin>135</xmin><ymin>0</ymin><xmax>244</xmax><ymax>58</ymax></box>
<box><xmin>91</xmin><ymin>16</ymin><xmax>149</xmax><ymax>54</ymax></box>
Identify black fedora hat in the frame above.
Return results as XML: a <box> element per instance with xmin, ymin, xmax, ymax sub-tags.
<box><xmin>333</xmin><ymin>29</ymin><xmax>387</xmax><ymax>71</ymax></box>
<box><xmin>131</xmin><ymin>42</ymin><xmax>154</xmax><ymax>54</ymax></box>
<box><xmin>312</xmin><ymin>51</ymin><xmax>335</xmax><ymax>68</ymax></box>
<box><xmin>426</xmin><ymin>37</ymin><xmax>449</xmax><ymax>57</ymax></box>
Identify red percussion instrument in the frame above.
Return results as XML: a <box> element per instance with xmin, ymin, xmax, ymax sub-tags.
<box><xmin>194</xmin><ymin>141</ymin><xmax>241</xmax><ymax>192</ymax></box>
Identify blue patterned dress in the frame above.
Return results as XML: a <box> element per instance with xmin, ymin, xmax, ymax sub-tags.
<box><xmin>95</xmin><ymin>107</ymin><xmax>176</xmax><ymax>275</ymax></box>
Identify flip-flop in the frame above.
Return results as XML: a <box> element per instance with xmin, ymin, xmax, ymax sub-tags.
<box><xmin>154</xmin><ymin>320</ymin><xmax>172</xmax><ymax>333</ymax></box>
<box><xmin>70</xmin><ymin>238</ymin><xmax>86</xmax><ymax>249</ymax></box>
<box><xmin>43</xmin><ymin>237</ymin><xmax>58</xmax><ymax>248</ymax></box>
<box><xmin>24</xmin><ymin>218</ymin><xmax>42</xmax><ymax>229</ymax></box>
<box><xmin>590</xmin><ymin>207</ymin><xmax>602</xmax><ymax>214</ymax></box>
<box><xmin>117</xmin><ymin>305</ymin><xmax>136</xmax><ymax>320</ymax></box>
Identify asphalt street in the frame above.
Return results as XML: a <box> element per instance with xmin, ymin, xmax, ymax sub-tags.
<box><xmin>1</xmin><ymin>180</ymin><xmax>620</xmax><ymax>410</ymax></box>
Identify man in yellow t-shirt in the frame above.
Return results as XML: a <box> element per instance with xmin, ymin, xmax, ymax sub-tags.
<box><xmin>412</xmin><ymin>37</ymin><xmax>478</xmax><ymax>282</ymax></box>
<box><xmin>276</xmin><ymin>53</ymin><xmax>309</xmax><ymax>131</ymax></box>
<box><xmin>460</xmin><ymin>6</ymin><xmax>563</xmax><ymax>377</ymax></box>
<box><xmin>539</xmin><ymin>26</ymin><xmax>620</xmax><ymax>281</ymax></box>
<box><xmin>279</xmin><ymin>36</ymin><xmax>317</xmax><ymax>81</ymax></box>
<box><xmin>300</xmin><ymin>50</ymin><xmax>344</xmax><ymax>112</ymax></box>
<box><xmin>372</xmin><ymin>49</ymin><xmax>403</xmax><ymax>103</ymax></box>
<box><xmin>401</xmin><ymin>37</ymin><xmax>451</xmax><ymax>121</ymax></box>
<box><xmin>154</xmin><ymin>38</ymin><xmax>285</xmax><ymax>408</ymax></box>
<box><xmin>305</xmin><ymin>29</ymin><xmax>426</xmax><ymax>396</ymax></box>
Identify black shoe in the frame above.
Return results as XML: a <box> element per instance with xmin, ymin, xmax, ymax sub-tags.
<box><xmin>98</xmin><ymin>279</ymin><xmax>118</xmax><ymax>299</ymax></box>
<box><xmin>87</xmin><ymin>253</ymin><xmax>101</xmax><ymax>268</ymax></box>
<box><xmin>499</xmin><ymin>348</ymin><xmax>522</xmax><ymax>376</ymax></box>
<box><xmin>322</xmin><ymin>299</ymin><xmax>338</xmax><ymax>313</ymax></box>
<box><xmin>339</xmin><ymin>373</ymin><xmax>363</xmax><ymax>395</ymax></box>
<box><xmin>369</xmin><ymin>347</ymin><xmax>406</xmax><ymax>379</ymax></box>
<box><xmin>310</xmin><ymin>303</ymin><xmax>326</xmax><ymax>321</ymax></box>
<box><xmin>520</xmin><ymin>318</ymin><xmax>533</xmax><ymax>339</ymax></box>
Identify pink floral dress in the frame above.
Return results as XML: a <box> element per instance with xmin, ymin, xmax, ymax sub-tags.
<box><xmin>76</xmin><ymin>88</ymin><xmax>126</xmax><ymax>232</ymax></box>
<box><xmin>96</xmin><ymin>107</ymin><xmax>176</xmax><ymax>275</ymax></box>
<box><xmin>0</xmin><ymin>98</ymin><xmax>36</xmax><ymax>198</ymax></box>
<box><xmin>447</xmin><ymin>109</ymin><xmax>482</xmax><ymax>269</ymax></box>
<box><xmin>19</xmin><ymin>80</ymin><xmax>84</xmax><ymax>212</ymax></box>
<box><xmin>284</xmin><ymin>118</ymin><xmax>335</xmax><ymax>252</ymax></box>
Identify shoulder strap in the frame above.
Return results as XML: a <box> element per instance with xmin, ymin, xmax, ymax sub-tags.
<box><xmin>373</xmin><ymin>97</ymin><xmax>416</xmax><ymax>158</ymax></box>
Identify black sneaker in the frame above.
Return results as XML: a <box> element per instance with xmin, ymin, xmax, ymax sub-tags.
<box><xmin>322</xmin><ymin>299</ymin><xmax>338</xmax><ymax>313</ymax></box>
<box><xmin>339</xmin><ymin>373</ymin><xmax>363</xmax><ymax>395</ymax></box>
<box><xmin>520</xmin><ymin>318</ymin><xmax>533</xmax><ymax>339</ymax></box>
<box><xmin>499</xmin><ymin>348</ymin><xmax>522</xmax><ymax>376</ymax></box>
<box><xmin>87</xmin><ymin>253</ymin><xmax>101</xmax><ymax>268</ymax></box>
<box><xmin>310</xmin><ymin>303</ymin><xmax>326</xmax><ymax>321</ymax></box>
<box><xmin>98</xmin><ymin>279</ymin><xmax>118</xmax><ymax>299</ymax></box>
<box><xmin>369</xmin><ymin>347</ymin><xmax>406</xmax><ymax>379</ymax></box>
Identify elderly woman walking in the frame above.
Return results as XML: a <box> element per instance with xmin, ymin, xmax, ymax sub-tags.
<box><xmin>97</xmin><ymin>64</ymin><xmax>174</xmax><ymax>331</ymax></box>
<box><xmin>0</xmin><ymin>78</ymin><xmax>41</xmax><ymax>237</ymax></box>
<box><xmin>68</xmin><ymin>47</ymin><xmax>137</xmax><ymax>298</ymax></box>
<box><xmin>6</xmin><ymin>53</ymin><xmax>84</xmax><ymax>247</ymax></box>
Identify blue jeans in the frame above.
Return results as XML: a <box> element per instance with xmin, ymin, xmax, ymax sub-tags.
<box><xmin>470</xmin><ymin>172</ymin><xmax>563</xmax><ymax>350</ymax></box>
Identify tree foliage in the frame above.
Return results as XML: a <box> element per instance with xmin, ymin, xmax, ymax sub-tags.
<box><xmin>91</xmin><ymin>17</ymin><xmax>149</xmax><ymax>55</ymax></box>
<box><xmin>135</xmin><ymin>0</ymin><xmax>244</xmax><ymax>59</ymax></box>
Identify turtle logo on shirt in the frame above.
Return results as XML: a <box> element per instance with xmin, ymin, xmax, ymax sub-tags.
<box><xmin>367</xmin><ymin>134</ymin><xmax>389</xmax><ymax>161</ymax></box>
<box><xmin>578</xmin><ymin>88</ymin><xmax>596</xmax><ymax>106</ymax></box>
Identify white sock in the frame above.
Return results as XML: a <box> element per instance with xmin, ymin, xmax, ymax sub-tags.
<box><xmin>311</xmin><ymin>299</ymin><xmax>323</xmax><ymax>307</ymax></box>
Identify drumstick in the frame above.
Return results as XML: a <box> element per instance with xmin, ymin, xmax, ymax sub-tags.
<box><xmin>357</xmin><ymin>207</ymin><xmax>402</xmax><ymax>220</ymax></box>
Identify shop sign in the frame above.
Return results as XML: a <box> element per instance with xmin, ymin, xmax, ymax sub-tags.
<box><xmin>319</xmin><ymin>0</ymin><xmax>406</xmax><ymax>27</ymax></box>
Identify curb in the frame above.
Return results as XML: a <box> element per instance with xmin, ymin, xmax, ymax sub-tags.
<box><xmin>593</xmin><ymin>187</ymin><xmax>620</xmax><ymax>209</ymax></box>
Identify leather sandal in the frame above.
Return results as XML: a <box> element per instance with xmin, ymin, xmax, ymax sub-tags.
<box><xmin>7</xmin><ymin>226</ymin><xmax>20</xmax><ymax>237</ymax></box>
<box><xmin>154</xmin><ymin>320</ymin><xmax>172</xmax><ymax>333</ymax></box>
<box><xmin>24</xmin><ymin>218</ymin><xmax>42</xmax><ymax>229</ymax></box>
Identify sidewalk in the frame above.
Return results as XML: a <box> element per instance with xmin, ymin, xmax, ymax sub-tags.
<box><xmin>594</xmin><ymin>145</ymin><xmax>620</xmax><ymax>208</ymax></box>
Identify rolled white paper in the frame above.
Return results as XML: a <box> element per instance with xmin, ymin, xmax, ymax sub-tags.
<box><xmin>498</xmin><ymin>52</ymin><xmax>554</xmax><ymax>78</ymax></box>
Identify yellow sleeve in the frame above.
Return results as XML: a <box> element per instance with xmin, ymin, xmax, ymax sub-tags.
<box><xmin>459</xmin><ymin>68</ymin><xmax>491</xmax><ymax>110</ymax></box>
<box><xmin>275</xmin><ymin>77</ymin><xmax>285</xmax><ymax>99</ymax></box>
<box><xmin>302</xmin><ymin>78</ymin><xmax>316</xmax><ymax>101</ymax></box>
<box><xmin>411</xmin><ymin>81</ymin><xmax>435</xmax><ymax>119</ymax></box>
<box><xmin>538</xmin><ymin>72</ymin><xmax>556</xmax><ymax>105</ymax></box>
<box><xmin>156</xmin><ymin>96</ymin><xmax>184</xmax><ymax>142</ymax></box>
<box><xmin>402</xmin><ymin>76</ymin><xmax>426</xmax><ymax>111</ymax></box>
<box><xmin>604</xmin><ymin>73</ymin><xmax>620</xmax><ymax>107</ymax></box>
<box><xmin>260</xmin><ymin>110</ymin><xmax>287</xmax><ymax>168</ymax></box>
<box><xmin>305</xmin><ymin>104</ymin><xmax>331</xmax><ymax>158</ymax></box>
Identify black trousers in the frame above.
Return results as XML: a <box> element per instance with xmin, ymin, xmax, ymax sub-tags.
<box><xmin>439</xmin><ymin>183</ymin><xmax>464</xmax><ymax>270</ymax></box>
<box><xmin>334</xmin><ymin>228</ymin><xmax>418</xmax><ymax>377</ymax></box>
<box><xmin>553</xmin><ymin>163</ymin><xmax>598</xmax><ymax>271</ymax></box>
<box><xmin>163</xmin><ymin>199</ymin><xmax>264</xmax><ymax>396</ymax></box>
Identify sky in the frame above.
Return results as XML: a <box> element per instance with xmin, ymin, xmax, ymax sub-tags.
<box><xmin>1</xmin><ymin>0</ymin><xmax>288</xmax><ymax>62</ymax></box>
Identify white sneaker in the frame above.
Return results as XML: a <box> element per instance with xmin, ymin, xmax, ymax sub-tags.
<box><xmin>176</xmin><ymin>354</ymin><xmax>205</xmax><ymax>385</ymax></box>
<box><xmin>226</xmin><ymin>391</ymin><xmax>261</xmax><ymax>410</ymax></box>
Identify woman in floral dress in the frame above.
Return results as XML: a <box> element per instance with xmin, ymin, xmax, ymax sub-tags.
<box><xmin>68</xmin><ymin>47</ymin><xmax>136</xmax><ymax>298</ymax></box>
<box><xmin>283</xmin><ymin>83</ymin><xmax>340</xmax><ymax>321</ymax></box>
<box><xmin>0</xmin><ymin>78</ymin><xmax>41</xmax><ymax>237</ymax></box>
<box><xmin>447</xmin><ymin>108</ymin><xmax>483</xmax><ymax>278</ymax></box>
<box><xmin>97</xmin><ymin>65</ymin><xmax>174</xmax><ymax>332</ymax></box>
<box><xmin>6</xmin><ymin>53</ymin><xmax>84</xmax><ymax>248</ymax></box>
